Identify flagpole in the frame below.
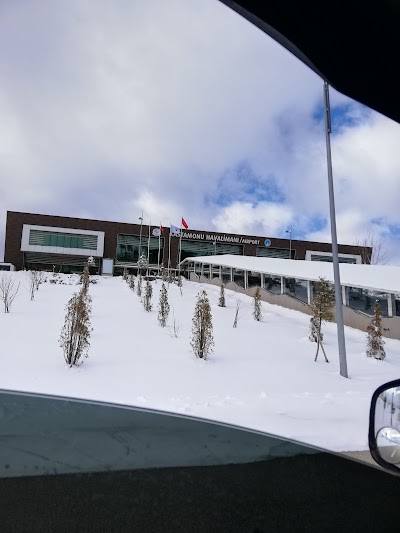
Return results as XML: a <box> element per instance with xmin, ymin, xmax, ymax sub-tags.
<box><xmin>147</xmin><ymin>220</ymin><xmax>151</xmax><ymax>277</ymax></box>
<box><xmin>168</xmin><ymin>223</ymin><xmax>172</xmax><ymax>276</ymax></box>
<box><xmin>158</xmin><ymin>222</ymin><xmax>161</xmax><ymax>274</ymax></box>
<box><xmin>138</xmin><ymin>210</ymin><xmax>143</xmax><ymax>260</ymax></box>
<box><xmin>178</xmin><ymin>220</ymin><xmax>183</xmax><ymax>273</ymax></box>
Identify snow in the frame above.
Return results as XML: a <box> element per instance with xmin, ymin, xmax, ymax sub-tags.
<box><xmin>184</xmin><ymin>254</ymin><xmax>400</xmax><ymax>294</ymax></box>
<box><xmin>1</xmin><ymin>270</ymin><xmax>400</xmax><ymax>455</ymax></box>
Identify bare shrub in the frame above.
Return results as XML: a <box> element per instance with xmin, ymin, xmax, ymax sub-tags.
<box><xmin>169</xmin><ymin>308</ymin><xmax>181</xmax><ymax>338</ymax></box>
<box><xmin>29</xmin><ymin>271</ymin><xmax>36</xmax><ymax>300</ymax></box>
<box><xmin>218</xmin><ymin>283</ymin><xmax>226</xmax><ymax>307</ymax></box>
<box><xmin>137</xmin><ymin>274</ymin><xmax>142</xmax><ymax>297</ymax></box>
<box><xmin>59</xmin><ymin>291</ymin><xmax>92</xmax><ymax>367</ymax></box>
<box><xmin>233</xmin><ymin>299</ymin><xmax>242</xmax><ymax>328</ymax></box>
<box><xmin>354</xmin><ymin>232</ymin><xmax>390</xmax><ymax>265</ymax></box>
<box><xmin>80</xmin><ymin>263</ymin><xmax>90</xmax><ymax>295</ymax></box>
<box><xmin>366</xmin><ymin>301</ymin><xmax>386</xmax><ymax>360</ymax></box>
<box><xmin>310</xmin><ymin>277</ymin><xmax>334</xmax><ymax>363</ymax></box>
<box><xmin>253</xmin><ymin>287</ymin><xmax>262</xmax><ymax>321</ymax></box>
<box><xmin>143</xmin><ymin>280</ymin><xmax>153</xmax><ymax>312</ymax></box>
<box><xmin>190</xmin><ymin>290</ymin><xmax>214</xmax><ymax>359</ymax></box>
<box><xmin>0</xmin><ymin>274</ymin><xmax>20</xmax><ymax>313</ymax></box>
<box><xmin>158</xmin><ymin>282</ymin><xmax>170</xmax><ymax>327</ymax></box>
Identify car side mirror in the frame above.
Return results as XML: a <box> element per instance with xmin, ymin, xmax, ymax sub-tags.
<box><xmin>369</xmin><ymin>379</ymin><xmax>400</xmax><ymax>474</ymax></box>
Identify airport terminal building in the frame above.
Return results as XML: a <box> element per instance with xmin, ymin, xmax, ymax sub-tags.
<box><xmin>3</xmin><ymin>211</ymin><xmax>368</xmax><ymax>275</ymax></box>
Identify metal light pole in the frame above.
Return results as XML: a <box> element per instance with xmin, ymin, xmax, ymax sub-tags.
<box><xmin>323</xmin><ymin>81</ymin><xmax>348</xmax><ymax>379</ymax></box>
<box><xmin>286</xmin><ymin>226</ymin><xmax>292</xmax><ymax>259</ymax></box>
<box><xmin>138</xmin><ymin>211</ymin><xmax>143</xmax><ymax>260</ymax></box>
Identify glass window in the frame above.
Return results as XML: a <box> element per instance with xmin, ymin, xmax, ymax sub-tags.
<box><xmin>233</xmin><ymin>269</ymin><xmax>245</xmax><ymax>288</ymax></box>
<box><xmin>348</xmin><ymin>288</ymin><xmax>389</xmax><ymax>316</ymax></box>
<box><xmin>264</xmin><ymin>275</ymin><xmax>281</xmax><ymax>294</ymax></box>
<box><xmin>248</xmin><ymin>272</ymin><xmax>261</xmax><ymax>288</ymax></box>
<box><xmin>221</xmin><ymin>267</ymin><xmax>231</xmax><ymax>283</ymax></box>
<box><xmin>257</xmin><ymin>247</ymin><xmax>292</xmax><ymax>259</ymax></box>
<box><xmin>180</xmin><ymin>240</ymin><xmax>243</xmax><ymax>261</ymax></box>
<box><xmin>116</xmin><ymin>234</ymin><xmax>164</xmax><ymax>265</ymax></box>
<box><xmin>285</xmin><ymin>278</ymin><xmax>309</xmax><ymax>303</ymax></box>
<box><xmin>310</xmin><ymin>254</ymin><xmax>357</xmax><ymax>264</ymax></box>
<box><xmin>31</xmin><ymin>230</ymin><xmax>94</xmax><ymax>249</ymax></box>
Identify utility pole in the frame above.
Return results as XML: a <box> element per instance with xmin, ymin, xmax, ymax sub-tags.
<box><xmin>323</xmin><ymin>81</ymin><xmax>348</xmax><ymax>379</ymax></box>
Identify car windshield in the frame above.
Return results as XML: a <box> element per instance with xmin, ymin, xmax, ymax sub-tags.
<box><xmin>0</xmin><ymin>389</ymin><xmax>319</xmax><ymax>478</ymax></box>
<box><xmin>0</xmin><ymin>0</ymin><xmax>399</xmax><ymax>472</ymax></box>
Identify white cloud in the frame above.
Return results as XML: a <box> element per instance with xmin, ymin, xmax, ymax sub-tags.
<box><xmin>212</xmin><ymin>201</ymin><xmax>293</xmax><ymax>236</ymax></box>
<box><xmin>0</xmin><ymin>0</ymin><xmax>399</xmax><ymax>264</ymax></box>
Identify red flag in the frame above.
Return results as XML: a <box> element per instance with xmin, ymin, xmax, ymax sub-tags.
<box><xmin>181</xmin><ymin>217</ymin><xmax>188</xmax><ymax>229</ymax></box>
<box><xmin>160</xmin><ymin>224</ymin><xmax>164</xmax><ymax>234</ymax></box>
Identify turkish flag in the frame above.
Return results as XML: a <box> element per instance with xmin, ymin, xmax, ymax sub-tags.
<box><xmin>181</xmin><ymin>217</ymin><xmax>188</xmax><ymax>229</ymax></box>
<box><xmin>160</xmin><ymin>225</ymin><xmax>164</xmax><ymax>234</ymax></box>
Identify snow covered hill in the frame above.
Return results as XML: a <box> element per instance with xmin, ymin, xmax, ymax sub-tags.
<box><xmin>1</xmin><ymin>271</ymin><xmax>400</xmax><ymax>453</ymax></box>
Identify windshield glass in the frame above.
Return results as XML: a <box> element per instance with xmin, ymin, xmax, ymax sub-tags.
<box><xmin>0</xmin><ymin>390</ymin><xmax>318</xmax><ymax>478</ymax></box>
<box><xmin>0</xmin><ymin>0</ymin><xmax>399</xmax><ymax>468</ymax></box>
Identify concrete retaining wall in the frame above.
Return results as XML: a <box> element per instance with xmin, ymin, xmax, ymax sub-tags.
<box><xmin>189</xmin><ymin>272</ymin><xmax>400</xmax><ymax>340</ymax></box>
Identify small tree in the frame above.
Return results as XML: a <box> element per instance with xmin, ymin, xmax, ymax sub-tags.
<box><xmin>123</xmin><ymin>267</ymin><xmax>129</xmax><ymax>281</ymax></box>
<box><xmin>218</xmin><ymin>283</ymin><xmax>226</xmax><ymax>307</ymax></box>
<box><xmin>159</xmin><ymin>264</ymin><xmax>167</xmax><ymax>282</ymax></box>
<box><xmin>143</xmin><ymin>280</ymin><xmax>153</xmax><ymax>312</ymax></box>
<box><xmin>59</xmin><ymin>291</ymin><xmax>92</xmax><ymax>367</ymax></box>
<box><xmin>233</xmin><ymin>299</ymin><xmax>242</xmax><ymax>328</ymax></box>
<box><xmin>29</xmin><ymin>271</ymin><xmax>37</xmax><ymax>301</ymax></box>
<box><xmin>137</xmin><ymin>274</ymin><xmax>142</xmax><ymax>297</ymax></box>
<box><xmin>354</xmin><ymin>232</ymin><xmax>390</xmax><ymax>265</ymax></box>
<box><xmin>81</xmin><ymin>262</ymin><xmax>90</xmax><ymax>295</ymax></box>
<box><xmin>0</xmin><ymin>274</ymin><xmax>20</xmax><ymax>313</ymax></box>
<box><xmin>309</xmin><ymin>317</ymin><xmax>323</xmax><ymax>343</ymax></box>
<box><xmin>366</xmin><ymin>301</ymin><xmax>386</xmax><ymax>360</ymax></box>
<box><xmin>129</xmin><ymin>274</ymin><xmax>135</xmax><ymax>291</ymax></box>
<box><xmin>34</xmin><ymin>271</ymin><xmax>44</xmax><ymax>290</ymax></box>
<box><xmin>310</xmin><ymin>277</ymin><xmax>335</xmax><ymax>362</ymax></box>
<box><xmin>158</xmin><ymin>282</ymin><xmax>170</xmax><ymax>327</ymax></box>
<box><xmin>253</xmin><ymin>287</ymin><xmax>262</xmax><ymax>321</ymax></box>
<box><xmin>190</xmin><ymin>290</ymin><xmax>214</xmax><ymax>360</ymax></box>
<box><xmin>177</xmin><ymin>273</ymin><xmax>183</xmax><ymax>296</ymax></box>
<box><xmin>169</xmin><ymin>307</ymin><xmax>181</xmax><ymax>338</ymax></box>
<box><xmin>29</xmin><ymin>270</ymin><xmax>43</xmax><ymax>299</ymax></box>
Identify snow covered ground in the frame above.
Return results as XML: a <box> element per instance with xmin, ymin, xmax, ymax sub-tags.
<box><xmin>1</xmin><ymin>271</ymin><xmax>400</xmax><ymax>453</ymax></box>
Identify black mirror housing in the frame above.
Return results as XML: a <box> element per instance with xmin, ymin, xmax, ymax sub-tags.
<box><xmin>369</xmin><ymin>379</ymin><xmax>400</xmax><ymax>474</ymax></box>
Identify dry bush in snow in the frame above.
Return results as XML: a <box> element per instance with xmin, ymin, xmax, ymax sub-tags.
<box><xmin>0</xmin><ymin>274</ymin><xmax>20</xmax><ymax>313</ymax></box>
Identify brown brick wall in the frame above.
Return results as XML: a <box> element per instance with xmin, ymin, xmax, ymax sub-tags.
<box><xmin>4</xmin><ymin>211</ymin><xmax>370</xmax><ymax>270</ymax></box>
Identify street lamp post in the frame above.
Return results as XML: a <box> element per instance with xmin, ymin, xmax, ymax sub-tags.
<box><xmin>286</xmin><ymin>226</ymin><xmax>292</xmax><ymax>259</ymax></box>
<box><xmin>323</xmin><ymin>81</ymin><xmax>348</xmax><ymax>379</ymax></box>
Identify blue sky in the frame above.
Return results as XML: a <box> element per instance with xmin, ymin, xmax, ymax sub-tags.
<box><xmin>0</xmin><ymin>0</ymin><xmax>399</xmax><ymax>263</ymax></box>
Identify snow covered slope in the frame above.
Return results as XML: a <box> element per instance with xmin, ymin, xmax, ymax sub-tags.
<box><xmin>1</xmin><ymin>271</ymin><xmax>400</xmax><ymax>453</ymax></box>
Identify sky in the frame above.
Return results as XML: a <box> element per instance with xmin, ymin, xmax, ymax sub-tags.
<box><xmin>1</xmin><ymin>0</ymin><xmax>400</xmax><ymax>263</ymax></box>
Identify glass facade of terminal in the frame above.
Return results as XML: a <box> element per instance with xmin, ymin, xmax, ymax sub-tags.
<box><xmin>29</xmin><ymin>229</ymin><xmax>98</xmax><ymax>250</ymax></box>
<box><xmin>179</xmin><ymin>240</ymin><xmax>243</xmax><ymax>261</ymax></box>
<box><xmin>256</xmin><ymin>247</ymin><xmax>293</xmax><ymax>259</ymax></box>
<box><xmin>116</xmin><ymin>234</ymin><xmax>164</xmax><ymax>265</ymax></box>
